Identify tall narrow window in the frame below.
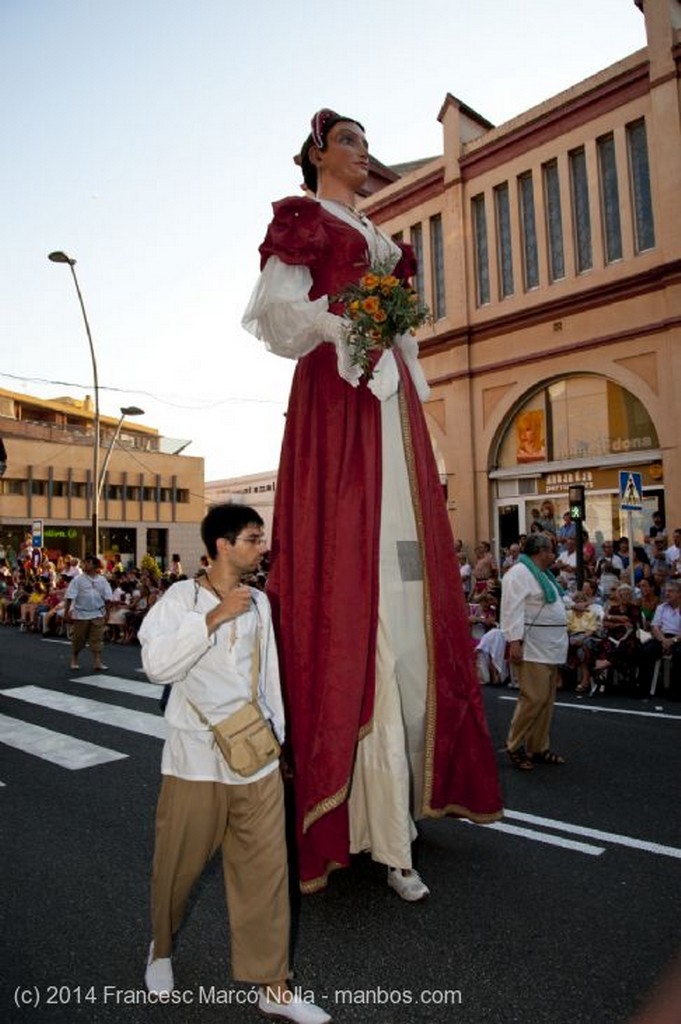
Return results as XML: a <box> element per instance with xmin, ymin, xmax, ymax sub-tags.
<box><xmin>543</xmin><ymin>160</ymin><xmax>565</xmax><ymax>281</ymax></box>
<box><xmin>494</xmin><ymin>183</ymin><xmax>514</xmax><ymax>298</ymax></box>
<box><xmin>569</xmin><ymin>147</ymin><xmax>592</xmax><ymax>272</ymax></box>
<box><xmin>598</xmin><ymin>133</ymin><xmax>623</xmax><ymax>263</ymax></box>
<box><xmin>518</xmin><ymin>172</ymin><xmax>539</xmax><ymax>289</ymax></box>
<box><xmin>429</xmin><ymin>214</ymin><xmax>446</xmax><ymax>319</ymax></box>
<box><xmin>627</xmin><ymin>119</ymin><xmax>655</xmax><ymax>253</ymax></box>
<box><xmin>472</xmin><ymin>194</ymin><xmax>490</xmax><ymax>305</ymax></box>
<box><xmin>410</xmin><ymin>222</ymin><xmax>425</xmax><ymax>303</ymax></box>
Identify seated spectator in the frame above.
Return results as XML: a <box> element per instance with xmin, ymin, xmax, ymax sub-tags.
<box><xmin>470</xmin><ymin>541</ymin><xmax>498</xmax><ymax>596</ymax></box>
<box><xmin>582</xmin><ymin>530</ymin><xmax>597</xmax><ymax>573</ymax></box>
<box><xmin>458</xmin><ymin>550</ymin><xmax>472</xmax><ymax>599</ymax></box>
<box><xmin>565</xmin><ymin>592</ymin><xmax>602</xmax><ymax>693</ymax></box>
<box><xmin>468</xmin><ymin>591</ymin><xmax>498</xmax><ymax>641</ymax></box>
<box><xmin>637</xmin><ymin>580</ymin><xmax>681</xmax><ymax>699</ymax></box>
<box><xmin>40</xmin><ymin>581</ymin><xmax>68</xmax><ymax>635</ymax></box>
<box><xmin>501</xmin><ymin>543</ymin><xmax>520</xmax><ymax>575</ymax></box>
<box><xmin>123</xmin><ymin>584</ymin><xmax>156</xmax><ymax>643</ymax></box>
<box><xmin>108</xmin><ymin>579</ymin><xmax>130</xmax><ymax>642</ymax></box>
<box><xmin>632</xmin><ymin>545</ymin><xmax>652</xmax><ymax>587</ymax></box>
<box><xmin>665</xmin><ymin>528</ymin><xmax>681</xmax><ymax>578</ymax></box>
<box><xmin>637</xmin><ymin>577</ymin><xmax>660</xmax><ymax>635</ymax></box>
<box><xmin>644</xmin><ymin>510</ymin><xmax>667</xmax><ymax>555</ymax></box>
<box><xmin>475</xmin><ymin>628</ymin><xmax>509</xmax><ymax>686</ymax></box>
<box><xmin>557</xmin><ymin>512</ymin><xmax>575</xmax><ymax>553</ymax></box>
<box><xmin>615</xmin><ymin>537</ymin><xmax>631</xmax><ymax>573</ymax></box>
<box><xmin>554</xmin><ymin>536</ymin><xmax>578</xmax><ymax>587</ymax></box>
<box><xmin>595</xmin><ymin>584</ymin><xmax>642</xmax><ymax>691</ymax></box>
<box><xmin>650</xmin><ymin>537</ymin><xmax>670</xmax><ymax>577</ymax></box>
<box><xmin>19</xmin><ymin>583</ymin><xmax>47</xmax><ymax>631</ymax></box>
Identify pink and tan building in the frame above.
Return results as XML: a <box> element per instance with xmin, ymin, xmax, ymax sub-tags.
<box><xmin>361</xmin><ymin>0</ymin><xmax>680</xmax><ymax>553</ymax></box>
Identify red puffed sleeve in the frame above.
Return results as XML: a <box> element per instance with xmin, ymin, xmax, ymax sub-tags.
<box><xmin>394</xmin><ymin>241</ymin><xmax>417</xmax><ymax>283</ymax></box>
<box><xmin>258</xmin><ymin>196</ymin><xmax>329</xmax><ymax>272</ymax></box>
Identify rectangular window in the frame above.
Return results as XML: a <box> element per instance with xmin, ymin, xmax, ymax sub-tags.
<box><xmin>0</xmin><ymin>479</ymin><xmax>26</xmax><ymax>495</ymax></box>
<box><xmin>627</xmin><ymin>119</ymin><xmax>655</xmax><ymax>253</ymax></box>
<box><xmin>569</xmin><ymin>147</ymin><xmax>592</xmax><ymax>272</ymax></box>
<box><xmin>472</xmin><ymin>194</ymin><xmax>490</xmax><ymax>305</ymax></box>
<box><xmin>543</xmin><ymin>160</ymin><xmax>565</xmax><ymax>281</ymax></box>
<box><xmin>410</xmin><ymin>223</ymin><xmax>425</xmax><ymax>303</ymax></box>
<box><xmin>429</xmin><ymin>214</ymin><xmax>446</xmax><ymax>318</ymax></box>
<box><xmin>518</xmin><ymin>172</ymin><xmax>539</xmax><ymax>289</ymax></box>
<box><xmin>494</xmin><ymin>183</ymin><xmax>514</xmax><ymax>298</ymax></box>
<box><xmin>597</xmin><ymin>133</ymin><xmax>623</xmax><ymax>263</ymax></box>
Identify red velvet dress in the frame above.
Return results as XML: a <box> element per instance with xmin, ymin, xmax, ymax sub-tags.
<box><xmin>255</xmin><ymin>196</ymin><xmax>502</xmax><ymax>892</ymax></box>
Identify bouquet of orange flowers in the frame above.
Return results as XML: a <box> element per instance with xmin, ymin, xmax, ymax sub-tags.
<box><xmin>334</xmin><ymin>262</ymin><xmax>431</xmax><ymax>378</ymax></box>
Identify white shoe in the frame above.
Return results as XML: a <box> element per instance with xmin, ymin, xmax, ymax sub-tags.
<box><xmin>144</xmin><ymin>941</ymin><xmax>174</xmax><ymax>994</ymax></box>
<box><xmin>258</xmin><ymin>988</ymin><xmax>331</xmax><ymax>1023</ymax></box>
<box><xmin>387</xmin><ymin>867</ymin><xmax>430</xmax><ymax>902</ymax></box>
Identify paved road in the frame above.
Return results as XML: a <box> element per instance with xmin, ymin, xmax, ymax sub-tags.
<box><xmin>1</xmin><ymin>627</ymin><xmax>680</xmax><ymax>1024</ymax></box>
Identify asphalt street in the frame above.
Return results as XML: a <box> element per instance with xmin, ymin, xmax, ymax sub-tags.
<box><xmin>1</xmin><ymin>626</ymin><xmax>680</xmax><ymax>1024</ymax></box>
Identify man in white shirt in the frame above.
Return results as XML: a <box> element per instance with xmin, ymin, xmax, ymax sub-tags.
<box><xmin>64</xmin><ymin>556</ymin><xmax>112</xmax><ymax>671</ymax></box>
<box><xmin>637</xmin><ymin>580</ymin><xmax>681</xmax><ymax>699</ymax></box>
<box><xmin>501</xmin><ymin>534</ymin><xmax>568</xmax><ymax>770</ymax></box>
<box><xmin>140</xmin><ymin>504</ymin><xmax>329</xmax><ymax>1024</ymax></box>
<box><xmin>665</xmin><ymin>529</ymin><xmax>681</xmax><ymax>578</ymax></box>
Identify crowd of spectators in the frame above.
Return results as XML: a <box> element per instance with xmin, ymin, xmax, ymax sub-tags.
<box><xmin>0</xmin><ymin>541</ymin><xmax>204</xmax><ymax>646</ymax></box>
<box><xmin>466</xmin><ymin>506</ymin><xmax>681</xmax><ymax>700</ymax></box>
<box><xmin>0</xmin><ymin>537</ymin><xmax>272</xmax><ymax>650</ymax></box>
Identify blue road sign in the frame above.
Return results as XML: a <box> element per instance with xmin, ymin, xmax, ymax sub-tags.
<box><xmin>619</xmin><ymin>471</ymin><xmax>643</xmax><ymax>511</ymax></box>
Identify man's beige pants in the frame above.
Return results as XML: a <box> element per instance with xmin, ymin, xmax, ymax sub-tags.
<box><xmin>71</xmin><ymin>617</ymin><xmax>106</xmax><ymax>657</ymax></box>
<box><xmin>150</xmin><ymin>769</ymin><xmax>290</xmax><ymax>983</ymax></box>
<box><xmin>506</xmin><ymin>661</ymin><xmax>559</xmax><ymax>756</ymax></box>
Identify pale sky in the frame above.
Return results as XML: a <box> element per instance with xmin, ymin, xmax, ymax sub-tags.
<box><xmin>0</xmin><ymin>0</ymin><xmax>646</xmax><ymax>480</ymax></box>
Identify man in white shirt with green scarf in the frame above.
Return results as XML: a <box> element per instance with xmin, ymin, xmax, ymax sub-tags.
<box><xmin>501</xmin><ymin>534</ymin><xmax>568</xmax><ymax>771</ymax></box>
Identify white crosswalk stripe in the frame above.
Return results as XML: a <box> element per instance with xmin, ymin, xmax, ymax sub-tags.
<box><xmin>0</xmin><ymin>685</ymin><xmax>167</xmax><ymax>739</ymax></box>
<box><xmin>0</xmin><ymin>711</ymin><xmax>128</xmax><ymax>769</ymax></box>
<box><xmin>74</xmin><ymin>674</ymin><xmax>164</xmax><ymax>699</ymax></box>
<box><xmin>0</xmin><ymin>678</ymin><xmax>167</xmax><ymax>777</ymax></box>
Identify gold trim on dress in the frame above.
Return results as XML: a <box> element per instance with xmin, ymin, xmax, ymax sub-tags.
<box><xmin>300</xmin><ymin>861</ymin><xmax>344</xmax><ymax>895</ymax></box>
<box><xmin>302</xmin><ymin>781</ymin><xmax>350</xmax><ymax>835</ymax></box>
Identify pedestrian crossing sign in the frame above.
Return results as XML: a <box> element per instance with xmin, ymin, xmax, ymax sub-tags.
<box><xmin>619</xmin><ymin>470</ymin><xmax>643</xmax><ymax>511</ymax></box>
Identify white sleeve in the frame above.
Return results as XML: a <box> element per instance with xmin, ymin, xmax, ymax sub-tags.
<box><xmin>500</xmin><ymin>568</ymin><xmax>528</xmax><ymax>643</ymax></box>
<box><xmin>138</xmin><ymin>588</ymin><xmax>213</xmax><ymax>684</ymax></box>
<box><xmin>242</xmin><ymin>256</ymin><xmax>362</xmax><ymax>386</ymax></box>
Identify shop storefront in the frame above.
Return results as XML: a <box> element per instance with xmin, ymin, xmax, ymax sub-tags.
<box><xmin>490</xmin><ymin>375</ymin><xmax>664</xmax><ymax>555</ymax></box>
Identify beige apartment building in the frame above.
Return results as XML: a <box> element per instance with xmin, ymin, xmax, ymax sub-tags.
<box><xmin>0</xmin><ymin>388</ymin><xmax>205</xmax><ymax>570</ymax></box>
<box><xmin>358</xmin><ymin>0</ymin><xmax>680</xmax><ymax>554</ymax></box>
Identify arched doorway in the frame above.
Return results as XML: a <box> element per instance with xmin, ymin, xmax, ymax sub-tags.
<box><xmin>489</xmin><ymin>375</ymin><xmax>663</xmax><ymax>555</ymax></box>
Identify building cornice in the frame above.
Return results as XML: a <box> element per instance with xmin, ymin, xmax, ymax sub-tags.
<box><xmin>360</xmin><ymin>166</ymin><xmax>445</xmax><ymax>224</ymax></box>
<box><xmin>419</xmin><ymin>256</ymin><xmax>681</xmax><ymax>361</ymax></box>
<box><xmin>459</xmin><ymin>61</ymin><xmax>651</xmax><ymax>180</ymax></box>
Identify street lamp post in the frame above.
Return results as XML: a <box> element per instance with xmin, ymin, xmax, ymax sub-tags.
<box><xmin>48</xmin><ymin>251</ymin><xmax>101</xmax><ymax>556</ymax></box>
<box><xmin>98</xmin><ymin>406</ymin><xmax>145</xmax><ymax>499</ymax></box>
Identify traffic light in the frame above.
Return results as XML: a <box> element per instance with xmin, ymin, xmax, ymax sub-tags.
<box><xmin>568</xmin><ymin>484</ymin><xmax>585</xmax><ymax>522</ymax></box>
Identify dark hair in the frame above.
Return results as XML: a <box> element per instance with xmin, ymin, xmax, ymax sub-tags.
<box><xmin>524</xmin><ymin>534</ymin><xmax>553</xmax><ymax>556</ymax></box>
<box><xmin>201</xmin><ymin>504</ymin><xmax>264</xmax><ymax>559</ymax></box>
<box><xmin>300</xmin><ymin>111</ymin><xmax>365</xmax><ymax>192</ymax></box>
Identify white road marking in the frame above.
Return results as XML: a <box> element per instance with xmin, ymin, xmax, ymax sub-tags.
<box><xmin>504</xmin><ymin>810</ymin><xmax>681</xmax><ymax>860</ymax></box>
<box><xmin>475</xmin><ymin>820</ymin><xmax>605</xmax><ymax>855</ymax></box>
<box><xmin>497</xmin><ymin>695</ymin><xmax>680</xmax><ymax>720</ymax></box>
<box><xmin>0</xmin><ymin>686</ymin><xmax>167</xmax><ymax>739</ymax></box>
<box><xmin>0</xmin><ymin>712</ymin><xmax>127</xmax><ymax>769</ymax></box>
<box><xmin>75</xmin><ymin>675</ymin><xmax>163</xmax><ymax>699</ymax></box>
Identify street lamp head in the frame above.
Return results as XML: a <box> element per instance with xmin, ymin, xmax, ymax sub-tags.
<box><xmin>120</xmin><ymin>406</ymin><xmax>145</xmax><ymax>417</ymax></box>
<box><xmin>48</xmin><ymin>250</ymin><xmax>76</xmax><ymax>266</ymax></box>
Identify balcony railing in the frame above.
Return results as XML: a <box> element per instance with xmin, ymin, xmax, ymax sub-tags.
<box><xmin>0</xmin><ymin>415</ymin><xmax>190</xmax><ymax>456</ymax></box>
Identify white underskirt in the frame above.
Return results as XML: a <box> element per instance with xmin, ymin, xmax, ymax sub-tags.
<box><xmin>348</xmin><ymin>390</ymin><xmax>428</xmax><ymax>869</ymax></box>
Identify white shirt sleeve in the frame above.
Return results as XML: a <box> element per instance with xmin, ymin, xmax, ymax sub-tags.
<box><xmin>242</xmin><ymin>256</ymin><xmax>362</xmax><ymax>387</ymax></box>
<box><xmin>138</xmin><ymin>585</ymin><xmax>213</xmax><ymax>685</ymax></box>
